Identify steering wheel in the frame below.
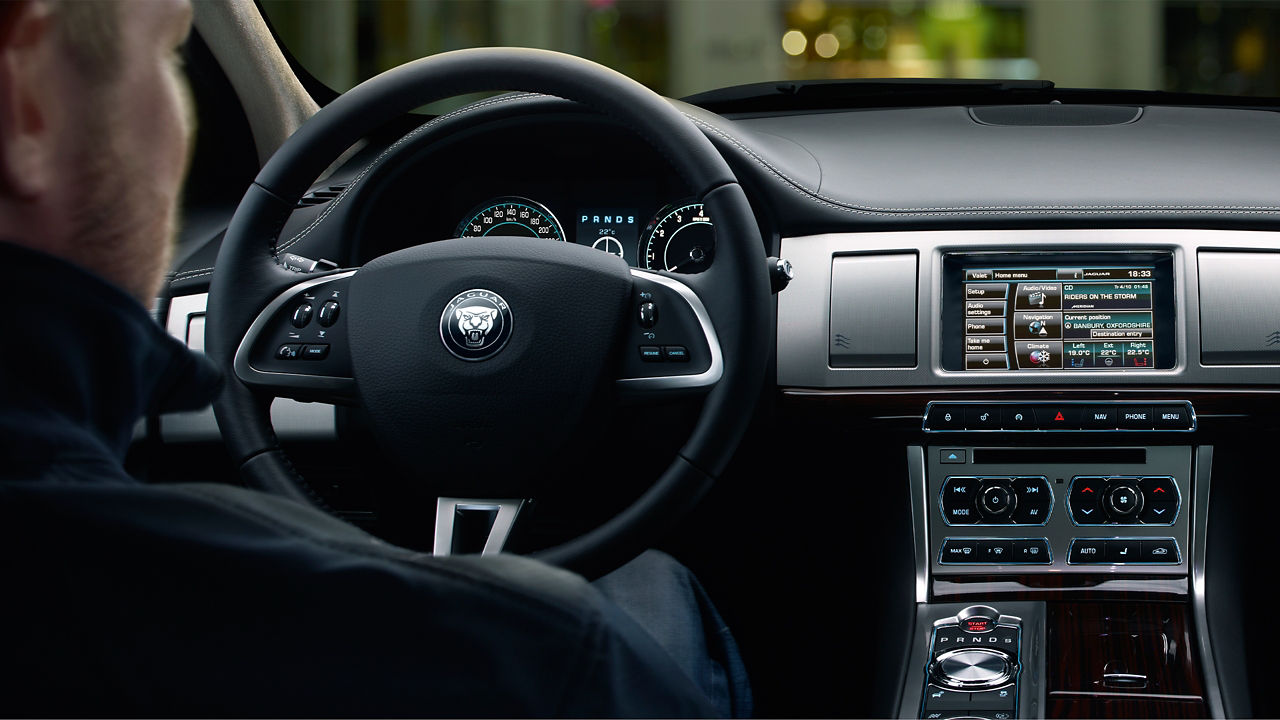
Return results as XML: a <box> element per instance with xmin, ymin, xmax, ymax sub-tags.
<box><xmin>204</xmin><ymin>48</ymin><xmax>770</xmax><ymax>579</ymax></box>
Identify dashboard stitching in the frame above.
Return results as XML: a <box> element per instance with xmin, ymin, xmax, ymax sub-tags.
<box><xmin>169</xmin><ymin>93</ymin><xmax>545</xmax><ymax>284</ymax></box>
<box><xmin>683</xmin><ymin>114</ymin><xmax>1280</xmax><ymax>216</ymax></box>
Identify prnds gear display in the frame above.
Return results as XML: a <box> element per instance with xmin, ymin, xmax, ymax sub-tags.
<box><xmin>944</xmin><ymin>253</ymin><xmax>1176</xmax><ymax>371</ymax></box>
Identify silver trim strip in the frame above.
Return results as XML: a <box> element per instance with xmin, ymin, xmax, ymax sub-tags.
<box><xmin>1192</xmin><ymin>446</ymin><xmax>1225</xmax><ymax>719</ymax></box>
<box><xmin>616</xmin><ymin>268</ymin><xmax>724</xmax><ymax>391</ymax></box>
<box><xmin>432</xmin><ymin>497</ymin><xmax>525</xmax><ymax>556</ymax></box>
<box><xmin>233</xmin><ymin>271</ymin><xmax>357</xmax><ymax>395</ymax></box>
<box><xmin>908</xmin><ymin>445</ymin><xmax>930</xmax><ymax>603</ymax></box>
<box><xmin>167</xmin><ymin>293</ymin><xmax>207</xmax><ymax>343</ymax></box>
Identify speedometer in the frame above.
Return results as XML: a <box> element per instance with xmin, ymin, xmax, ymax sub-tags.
<box><xmin>456</xmin><ymin>197</ymin><xmax>565</xmax><ymax>241</ymax></box>
<box><xmin>640</xmin><ymin>202</ymin><xmax>714</xmax><ymax>274</ymax></box>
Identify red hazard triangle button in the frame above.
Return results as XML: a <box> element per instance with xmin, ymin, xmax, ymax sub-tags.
<box><xmin>1034</xmin><ymin>406</ymin><xmax>1080</xmax><ymax>428</ymax></box>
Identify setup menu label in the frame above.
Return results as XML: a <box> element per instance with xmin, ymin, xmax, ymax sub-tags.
<box><xmin>963</xmin><ymin>267</ymin><xmax>1156</xmax><ymax>370</ymax></box>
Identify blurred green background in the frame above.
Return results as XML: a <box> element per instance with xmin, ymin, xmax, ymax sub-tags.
<box><xmin>262</xmin><ymin>0</ymin><xmax>1280</xmax><ymax>99</ymax></box>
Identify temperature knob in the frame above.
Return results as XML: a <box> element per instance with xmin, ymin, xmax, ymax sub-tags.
<box><xmin>1105</xmin><ymin>482</ymin><xmax>1143</xmax><ymax>520</ymax></box>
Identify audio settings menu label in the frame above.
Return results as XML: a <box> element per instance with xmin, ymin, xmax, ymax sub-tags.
<box><xmin>963</xmin><ymin>267</ymin><xmax>1156</xmax><ymax>371</ymax></box>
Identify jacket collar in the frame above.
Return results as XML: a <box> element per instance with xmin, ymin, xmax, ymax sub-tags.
<box><xmin>1</xmin><ymin>242</ymin><xmax>222</xmax><ymax>470</ymax></box>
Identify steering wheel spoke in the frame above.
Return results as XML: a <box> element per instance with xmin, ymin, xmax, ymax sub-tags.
<box><xmin>614</xmin><ymin>269</ymin><xmax>723</xmax><ymax>399</ymax></box>
<box><xmin>433</xmin><ymin>497</ymin><xmax>528</xmax><ymax>556</ymax></box>
<box><xmin>233</xmin><ymin>269</ymin><xmax>359</xmax><ymax>404</ymax></box>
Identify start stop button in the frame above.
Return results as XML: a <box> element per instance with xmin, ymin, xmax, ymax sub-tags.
<box><xmin>962</xmin><ymin>617</ymin><xmax>993</xmax><ymax>633</ymax></box>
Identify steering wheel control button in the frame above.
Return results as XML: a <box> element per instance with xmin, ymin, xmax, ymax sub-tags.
<box><xmin>1012</xmin><ymin>539</ymin><xmax>1051</xmax><ymax>564</ymax></box>
<box><xmin>276</xmin><ymin>343</ymin><xmax>303</xmax><ymax>360</ymax></box>
<box><xmin>639</xmin><ymin>346</ymin><xmax>662</xmax><ymax>362</ymax></box>
<box><xmin>637</xmin><ymin>302</ymin><xmax>658</xmax><ymax>328</ymax></box>
<box><xmin>1067</xmin><ymin>538</ymin><xmax>1107</xmax><ymax>564</ymax></box>
<box><xmin>941</xmin><ymin>477</ymin><xmax>979</xmax><ymax>524</ymax></box>
<box><xmin>926</xmin><ymin>404</ymin><xmax>966</xmax><ymax>430</ymax></box>
<box><xmin>1118</xmin><ymin>406</ymin><xmax>1155</xmax><ymax>429</ymax></box>
<box><xmin>301</xmin><ymin>344</ymin><xmax>330</xmax><ymax>360</ymax></box>
<box><xmin>1140</xmin><ymin>538</ymin><xmax>1181</xmax><ymax>563</ymax></box>
<box><xmin>1104</xmin><ymin>482</ymin><xmax>1143</xmax><ymax>520</ymax></box>
<box><xmin>1010</xmin><ymin>476</ymin><xmax>1051</xmax><ymax>525</ymax></box>
<box><xmin>1068</xmin><ymin>477</ymin><xmax>1103</xmax><ymax>523</ymax></box>
<box><xmin>439</xmin><ymin>288</ymin><xmax>513</xmax><ymax>362</ymax></box>
<box><xmin>965</xmin><ymin>405</ymin><xmax>1000</xmax><ymax>430</ymax></box>
<box><xmin>317</xmin><ymin>301</ymin><xmax>340</xmax><ymax>327</ymax></box>
<box><xmin>977</xmin><ymin>479</ymin><xmax>1016</xmax><ymax>522</ymax></box>
<box><xmin>663</xmin><ymin>345</ymin><xmax>689</xmax><ymax>362</ymax></box>
<box><xmin>291</xmin><ymin>302</ymin><xmax>313</xmax><ymax>328</ymax></box>
<box><xmin>1033</xmin><ymin>405</ymin><xmax>1081</xmax><ymax>429</ymax></box>
<box><xmin>1081</xmin><ymin>406</ymin><xmax>1117</xmax><ymax>429</ymax></box>
<box><xmin>940</xmin><ymin>538</ymin><xmax>984</xmax><ymax>564</ymax></box>
<box><xmin>1001</xmin><ymin>406</ymin><xmax>1035</xmax><ymax>429</ymax></box>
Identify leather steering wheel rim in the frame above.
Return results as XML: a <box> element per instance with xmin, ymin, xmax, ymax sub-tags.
<box><xmin>204</xmin><ymin>48</ymin><xmax>772</xmax><ymax>579</ymax></box>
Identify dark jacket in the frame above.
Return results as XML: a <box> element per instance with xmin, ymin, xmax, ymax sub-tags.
<box><xmin>0</xmin><ymin>242</ymin><xmax>714</xmax><ymax>717</ymax></box>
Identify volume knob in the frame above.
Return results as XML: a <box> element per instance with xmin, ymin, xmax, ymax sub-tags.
<box><xmin>930</xmin><ymin>648</ymin><xmax>1016</xmax><ymax>690</ymax></box>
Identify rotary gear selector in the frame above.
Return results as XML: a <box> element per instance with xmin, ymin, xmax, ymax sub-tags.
<box><xmin>920</xmin><ymin>605</ymin><xmax>1022</xmax><ymax>719</ymax></box>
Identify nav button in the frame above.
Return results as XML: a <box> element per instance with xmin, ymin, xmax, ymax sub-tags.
<box><xmin>1081</xmin><ymin>406</ymin><xmax>1117</xmax><ymax>429</ymax></box>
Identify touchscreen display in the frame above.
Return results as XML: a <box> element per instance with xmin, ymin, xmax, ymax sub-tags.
<box><xmin>962</xmin><ymin>265</ymin><xmax>1159</xmax><ymax>370</ymax></box>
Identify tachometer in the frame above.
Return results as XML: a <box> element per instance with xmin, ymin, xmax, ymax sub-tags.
<box><xmin>640</xmin><ymin>202</ymin><xmax>714</xmax><ymax>274</ymax></box>
<box><xmin>456</xmin><ymin>197</ymin><xmax>565</xmax><ymax>241</ymax></box>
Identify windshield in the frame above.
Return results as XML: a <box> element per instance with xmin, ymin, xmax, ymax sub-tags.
<box><xmin>261</xmin><ymin>0</ymin><xmax>1280</xmax><ymax>101</ymax></box>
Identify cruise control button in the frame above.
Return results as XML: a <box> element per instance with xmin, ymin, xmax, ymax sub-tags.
<box><xmin>1154</xmin><ymin>405</ymin><xmax>1193</xmax><ymax>429</ymax></box>
<box><xmin>1034</xmin><ymin>405</ymin><xmax>1081</xmax><ymax>429</ymax></box>
<box><xmin>1118</xmin><ymin>406</ymin><xmax>1155</xmax><ymax>429</ymax></box>
<box><xmin>941</xmin><ymin>477</ymin><xmax>979</xmax><ymax>525</ymax></box>
<box><xmin>1081</xmin><ymin>406</ymin><xmax>1117</xmax><ymax>429</ymax></box>
<box><xmin>276</xmin><ymin>343</ymin><xmax>302</xmax><ymax>359</ymax></box>
<box><xmin>1013</xmin><ymin>538</ymin><xmax>1051</xmax><ymax>563</ymax></box>
<box><xmin>927</xmin><ymin>405</ymin><xmax>966</xmax><ymax>430</ymax></box>
<box><xmin>965</xmin><ymin>406</ymin><xmax>1001</xmax><ymax>430</ymax></box>
<box><xmin>1001</xmin><ymin>406</ymin><xmax>1035</xmax><ymax>429</ymax></box>
<box><xmin>639</xmin><ymin>345</ymin><xmax>662</xmax><ymax>362</ymax></box>
<box><xmin>638</xmin><ymin>302</ymin><xmax>658</xmax><ymax>328</ymax></box>
<box><xmin>1069</xmin><ymin>477</ymin><xmax>1104</xmax><ymax>523</ymax></box>
<box><xmin>1069</xmin><ymin>538</ymin><xmax>1106</xmax><ymax>564</ymax></box>
<box><xmin>1106</xmin><ymin>538</ymin><xmax>1141</xmax><ymax>563</ymax></box>
<box><xmin>923</xmin><ymin>685</ymin><xmax>971</xmax><ymax>710</ymax></box>
<box><xmin>1140</xmin><ymin>538</ymin><xmax>1180</xmax><ymax>563</ymax></box>
<box><xmin>663</xmin><ymin>345</ymin><xmax>689</xmax><ymax>362</ymax></box>
<box><xmin>301</xmin><ymin>344</ymin><xmax>330</xmax><ymax>360</ymax></box>
<box><xmin>940</xmin><ymin>538</ymin><xmax>983</xmax><ymax>563</ymax></box>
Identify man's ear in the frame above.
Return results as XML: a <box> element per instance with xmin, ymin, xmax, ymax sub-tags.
<box><xmin>0</xmin><ymin>0</ymin><xmax>55</xmax><ymax>199</ymax></box>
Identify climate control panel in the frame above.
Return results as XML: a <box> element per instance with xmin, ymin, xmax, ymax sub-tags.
<box><xmin>922</xmin><ymin>445</ymin><xmax>1192</xmax><ymax>575</ymax></box>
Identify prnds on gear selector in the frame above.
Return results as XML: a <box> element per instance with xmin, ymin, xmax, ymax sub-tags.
<box><xmin>921</xmin><ymin>606</ymin><xmax>1022</xmax><ymax>719</ymax></box>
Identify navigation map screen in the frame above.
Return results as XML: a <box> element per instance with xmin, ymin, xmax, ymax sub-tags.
<box><xmin>945</xmin><ymin>254</ymin><xmax>1175</xmax><ymax>371</ymax></box>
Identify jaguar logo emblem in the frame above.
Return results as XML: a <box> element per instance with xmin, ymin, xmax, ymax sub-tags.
<box><xmin>440</xmin><ymin>289</ymin><xmax>513</xmax><ymax>361</ymax></box>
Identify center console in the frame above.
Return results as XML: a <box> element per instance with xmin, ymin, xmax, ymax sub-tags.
<box><xmin>775</xmin><ymin>228</ymin><xmax>1280</xmax><ymax>718</ymax></box>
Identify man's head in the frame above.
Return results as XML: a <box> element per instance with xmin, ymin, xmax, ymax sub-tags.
<box><xmin>0</xmin><ymin>0</ymin><xmax>194</xmax><ymax>304</ymax></box>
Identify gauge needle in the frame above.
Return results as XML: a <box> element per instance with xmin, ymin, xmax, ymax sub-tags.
<box><xmin>669</xmin><ymin>247</ymin><xmax>707</xmax><ymax>273</ymax></box>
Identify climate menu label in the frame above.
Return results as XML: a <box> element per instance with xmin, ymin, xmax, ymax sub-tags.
<box><xmin>962</xmin><ymin>266</ymin><xmax>1157</xmax><ymax>371</ymax></box>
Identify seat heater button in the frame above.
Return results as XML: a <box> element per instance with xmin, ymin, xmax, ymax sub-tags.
<box><xmin>301</xmin><ymin>344</ymin><xmax>329</xmax><ymax>360</ymax></box>
<box><xmin>291</xmin><ymin>302</ymin><xmax>313</xmax><ymax>328</ymax></box>
<box><xmin>639</xmin><ymin>345</ymin><xmax>662</xmax><ymax>362</ymax></box>
<box><xmin>663</xmin><ymin>345</ymin><xmax>689</xmax><ymax>362</ymax></box>
<box><xmin>1106</xmin><ymin>538</ymin><xmax>1141</xmax><ymax>563</ymax></box>
<box><xmin>318</xmin><ymin>300</ymin><xmax>341</xmax><ymax>327</ymax></box>
<box><xmin>276</xmin><ymin>343</ymin><xmax>302</xmax><ymax>359</ymax></box>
